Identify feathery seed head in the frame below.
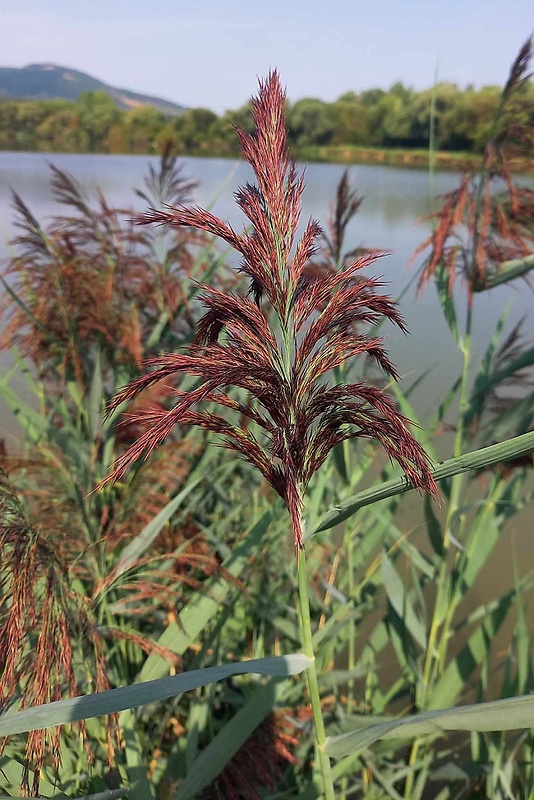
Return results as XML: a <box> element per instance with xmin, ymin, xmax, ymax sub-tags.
<box><xmin>104</xmin><ymin>71</ymin><xmax>437</xmax><ymax>548</ymax></box>
<box><xmin>414</xmin><ymin>37</ymin><xmax>534</xmax><ymax>299</ymax></box>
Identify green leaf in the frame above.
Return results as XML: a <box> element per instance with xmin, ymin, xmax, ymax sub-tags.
<box><xmin>185</xmin><ymin>697</ymin><xmax>210</xmax><ymax>772</ymax></box>
<box><xmin>0</xmin><ymin>751</ymin><xmax>69</xmax><ymax>798</ymax></box>
<box><xmin>465</xmin><ymin>305</ymin><xmax>509</xmax><ymax>426</ymax></box>
<box><xmin>57</xmin><ymin>792</ymin><xmax>129</xmax><ymax>800</ymax></box>
<box><xmin>476</xmin><ymin>394</ymin><xmax>534</xmax><ymax>447</ymax></box>
<box><xmin>305</xmin><ymin>460</ymin><xmax>337</xmax><ymax>527</ymax></box>
<box><xmin>271</xmin><ymin>615</ymin><xmax>301</xmax><ymax>644</ymax></box>
<box><xmin>382</xmin><ymin>521</ymin><xmax>434</xmax><ymax>580</ymax></box>
<box><xmin>324</xmin><ymin>693</ymin><xmax>534</xmax><ymax>759</ymax></box>
<box><xmin>451</xmin><ymin>479</ymin><xmax>510</xmax><ymax>601</ymax></box>
<box><xmin>312</xmin><ymin>604</ymin><xmax>363</xmax><ymax>649</ymax></box>
<box><xmin>469</xmin><ymin>345</ymin><xmax>534</xmax><ymax>429</ymax></box>
<box><xmin>479</xmin><ymin>254</ymin><xmax>534</xmax><ymax>290</ymax></box>
<box><xmin>512</xmin><ymin>567</ymin><xmax>532</xmax><ymax>696</ymax></box>
<box><xmin>331</xmin><ymin>441</ymin><xmax>349</xmax><ymax>483</ymax></box>
<box><xmin>318</xmin><ymin>667</ymin><xmax>372</xmax><ymax>688</ymax></box>
<box><xmin>381</xmin><ymin>552</ymin><xmax>427</xmax><ymax>650</ymax></box>
<box><xmin>120</xmin><ymin>708</ymin><xmax>156</xmax><ymax>800</ymax></box>
<box><xmin>0</xmin><ymin>379</ymin><xmax>48</xmax><ymax>442</ymax></box>
<box><xmin>314</xmin><ymin>432</ymin><xmax>534</xmax><ymax>533</ymax></box>
<box><xmin>87</xmin><ymin>345</ymin><xmax>104</xmax><ymax>440</ymax></box>
<box><xmin>0</xmin><ymin>275</ymin><xmax>58</xmax><ymax>340</ymax></box>
<box><xmin>429</xmin><ymin>589</ymin><xmax>515</xmax><ymax>709</ymax></box>
<box><xmin>434</xmin><ymin>261</ymin><xmax>459</xmax><ymax>344</ymax></box>
<box><xmin>146</xmin><ymin>310</ymin><xmax>170</xmax><ymax>350</ymax></box>
<box><xmin>428</xmin><ymin>374</ymin><xmax>461</xmax><ymax>435</ymax></box>
<box><xmin>424</xmin><ymin>493</ymin><xmax>444</xmax><ymax>558</ymax></box>
<box><xmin>0</xmin><ymin>654</ymin><xmax>311</xmax><ymax>737</ymax></box>
<box><xmin>429</xmin><ymin>761</ymin><xmax>490</xmax><ymax>780</ymax></box>
<box><xmin>388</xmin><ymin>379</ymin><xmax>438</xmax><ymax>463</ymax></box>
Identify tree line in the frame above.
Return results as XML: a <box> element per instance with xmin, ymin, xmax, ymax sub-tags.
<box><xmin>0</xmin><ymin>79</ymin><xmax>533</xmax><ymax>156</ymax></box>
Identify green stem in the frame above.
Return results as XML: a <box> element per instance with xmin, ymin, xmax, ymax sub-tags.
<box><xmin>339</xmin><ymin>524</ymin><xmax>355</xmax><ymax>800</ymax></box>
<box><xmin>346</xmin><ymin>530</ymin><xmax>356</xmax><ymax>711</ymax></box>
<box><xmin>428</xmin><ymin>305</ymin><xmax>473</xmax><ymax>678</ymax></box>
<box><xmin>444</xmin><ymin>303</ymin><xmax>473</xmax><ymax>543</ymax></box>
<box><xmin>405</xmin><ymin>305</ymin><xmax>473</xmax><ymax>799</ymax></box>
<box><xmin>297</xmin><ymin>546</ymin><xmax>336</xmax><ymax>800</ymax></box>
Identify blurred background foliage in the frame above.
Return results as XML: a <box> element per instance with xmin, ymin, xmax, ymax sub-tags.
<box><xmin>0</xmin><ymin>76</ymin><xmax>533</xmax><ymax>161</ymax></box>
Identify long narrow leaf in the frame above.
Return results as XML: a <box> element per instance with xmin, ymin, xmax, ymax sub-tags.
<box><xmin>111</xmin><ymin>477</ymin><xmax>203</xmax><ymax>581</ymax></box>
<box><xmin>315</xmin><ymin>431</ymin><xmax>534</xmax><ymax>532</ymax></box>
<box><xmin>325</xmin><ymin>693</ymin><xmax>534</xmax><ymax>759</ymax></box>
<box><xmin>138</xmin><ymin>510</ymin><xmax>272</xmax><ymax>682</ymax></box>
<box><xmin>0</xmin><ymin>752</ymin><xmax>68</xmax><ymax>799</ymax></box>
<box><xmin>0</xmin><ymin>275</ymin><xmax>57</xmax><ymax>339</ymax></box>
<box><xmin>434</xmin><ymin>262</ymin><xmax>459</xmax><ymax>343</ymax></box>
<box><xmin>479</xmin><ymin>254</ymin><xmax>534</xmax><ymax>290</ymax></box>
<box><xmin>0</xmin><ymin>655</ymin><xmax>311</xmax><ymax>737</ymax></box>
<box><xmin>381</xmin><ymin>551</ymin><xmax>427</xmax><ymax>650</ymax></box>
<box><xmin>429</xmin><ymin>588</ymin><xmax>516</xmax><ymax>709</ymax></box>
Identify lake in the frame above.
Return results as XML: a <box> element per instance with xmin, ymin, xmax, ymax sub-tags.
<box><xmin>1</xmin><ymin>151</ymin><xmax>532</xmax><ymax>430</ymax></box>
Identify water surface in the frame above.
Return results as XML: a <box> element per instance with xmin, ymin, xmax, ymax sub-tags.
<box><xmin>1</xmin><ymin>152</ymin><xmax>532</xmax><ymax>425</ymax></box>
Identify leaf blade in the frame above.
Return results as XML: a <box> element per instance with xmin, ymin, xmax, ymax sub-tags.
<box><xmin>0</xmin><ymin>655</ymin><xmax>311</xmax><ymax>737</ymax></box>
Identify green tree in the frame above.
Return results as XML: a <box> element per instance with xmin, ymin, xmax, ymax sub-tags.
<box><xmin>0</xmin><ymin>78</ymin><xmax>532</xmax><ymax>156</ymax></box>
<box><xmin>123</xmin><ymin>105</ymin><xmax>165</xmax><ymax>153</ymax></box>
<box><xmin>330</xmin><ymin>94</ymin><xmax>370</xmax><ymax>145</ymax></box>
<box><xmin>377</xmin><ymin>83</ymin><xmax>416</xmax><ymax>146</ymax></box>
<box><xmin>440</xmin><ymin>85</ymin><xmax>501</xmax><ymax>151</ymax></box>
<box><xmin>35</xmin><ymin>105</ymin><xmax>79</xmax><ymax>152</ymax></box>
<box><xmin>73</xmin><ymin>91</ymin><xmax>121</xmax><ymax>152</ymax></box>
<box><xmin>287</xmin><ymin>98</ymin><xmax>335</xmax><ymax>148</ymax></box>
<box><xmin>209</xmin><ymin>103</ymin><xmax>256</xmax><ymax>154</ymax></box>
<box><xmin>176</xmin><ymin>107</ymin><xmax>218</xmax><ymax>151</ymax></box>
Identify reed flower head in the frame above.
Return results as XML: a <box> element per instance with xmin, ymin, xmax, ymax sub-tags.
<box><xmin>102</xmin><ymin>72</ymin><xmax>437</xmax><ymax>548</ymax></box>
<box><xmin>319</xmin><ymin>168</ymin><xmax>365</xmax><ymax>268</ymax></box>
<box><xmin>414</xmin><ymin>36</ymin><xmax>534</xmax><ymax>298</ymax></box>
<box><xmin>0</xmin><ymin>149</ymin><xmax>212</xmax><ymax>393</ymax></box>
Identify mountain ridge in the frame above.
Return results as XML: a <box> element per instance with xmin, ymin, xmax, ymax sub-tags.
<box><xmin>0</xmin><ymin>63</ymin><xmax>187</xmax><ymax>116</ymax></box>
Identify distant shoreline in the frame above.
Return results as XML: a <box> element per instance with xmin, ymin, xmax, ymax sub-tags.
<box><xmin>1</xmin><ymin>145</ymin><xmax>533</xmax><ymax>174</ymax></box>
<box><xmin>298</xmin><ymin>145</ymin><xmax>534</xmax><ymax>173</ymax></box>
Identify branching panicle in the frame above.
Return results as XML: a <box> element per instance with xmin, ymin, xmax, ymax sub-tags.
<box><xmin>102</xmin><ymin>71</ymin><xmax>437</xmax><ymax>548</ymax></box>
<box><xmin>415</xmin><ymin>37</ymin><xmax>534</xmax><ymax>298</ymax></box>
<box><xmin>1</xmin><ymin>154</ymin><xmax>216</xmax><ymax>395</ymax></box>
<box><xmin>135</xmin><ymin>140</ymin><xmax>197</xmax><ymax>207</ymax></box>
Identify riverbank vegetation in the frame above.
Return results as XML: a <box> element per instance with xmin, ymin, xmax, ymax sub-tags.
<box><xmin>0</xmin><ymin>71</ymin><xmax>533</xmax><ymax>169</ymax></box>
<box><xmin>1</xmin><ymin>37</ymin><xmax>534</xmax><ymax>800</ymax></box>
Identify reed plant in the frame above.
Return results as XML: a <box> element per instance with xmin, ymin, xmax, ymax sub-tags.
<box><xmin>97</xmin><ymin>72</ymin><xmax>440</xmax><ymax>799</ymax></box>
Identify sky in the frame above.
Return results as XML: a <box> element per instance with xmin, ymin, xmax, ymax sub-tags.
<box><xmin>2</xmin><ymin>0</ymin><xmax>533</xmax><ymax>113</ymax></box>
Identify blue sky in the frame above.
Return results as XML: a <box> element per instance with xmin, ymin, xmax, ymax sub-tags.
<box><xmin>2</xmin><ymin>0</ymin><xmax>533</xmax><ymax>112</ymax></box>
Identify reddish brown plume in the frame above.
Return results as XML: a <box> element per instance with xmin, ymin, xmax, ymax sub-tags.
<box><xmin>101</xmin><ymin>71</ymin><xmax>437</xmax><ymax>548</ymax></box>
<box><xmin>414</xmin><ymin>36</ymin><xmax>534</xmax><ymax>299</ymax></box>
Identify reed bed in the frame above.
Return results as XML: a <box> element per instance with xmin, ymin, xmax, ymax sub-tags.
<box><xmin>1</xmin><ymin>37</ymin><xmax>533</xmax><ymax>800</ymax></box>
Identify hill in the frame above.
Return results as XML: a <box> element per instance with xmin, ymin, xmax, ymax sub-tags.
<box><xmin>0</xmin><ymin>63</ymin><xmax>187</xmax><ymax>116</ymax></box>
